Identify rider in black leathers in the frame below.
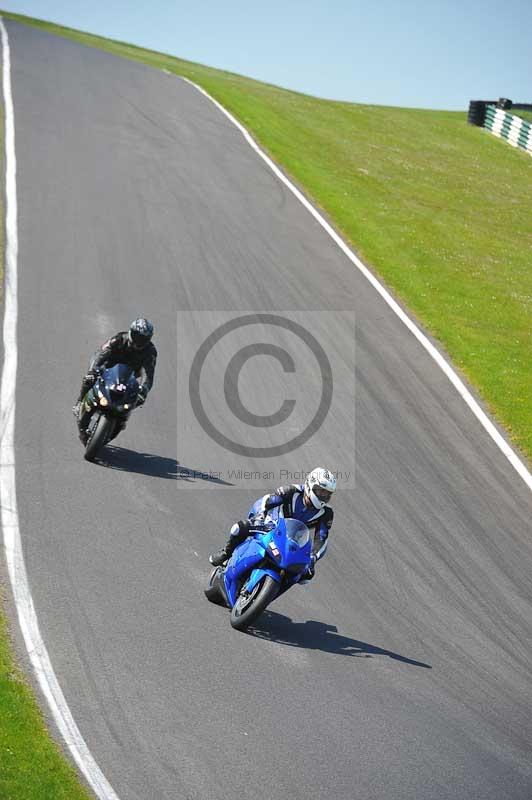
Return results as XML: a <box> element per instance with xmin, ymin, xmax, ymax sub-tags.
<box><xmin>74</xmin><ymin>318</ymin><xmax>157</xmax><ymax>441</ymax></box>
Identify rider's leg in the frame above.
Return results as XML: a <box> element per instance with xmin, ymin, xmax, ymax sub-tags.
<box><xmin>74</xmin><ymin>355</ymin><xmax>99</xmax><ymax>406</ymax></box>
<box><xmin>209</xmin><ymin>520</ymin><xmax>253</xmax><ymax>566</ymax></box>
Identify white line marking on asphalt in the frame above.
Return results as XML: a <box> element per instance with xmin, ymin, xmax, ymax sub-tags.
<box><xmin>0</xmin><ymin>18</ymin><xmax>121</xmax><ymax>800</ymax></box>
<box><xmin>181</xmin><ymin>77</ymin><xmax>532</xmax><ymax>493</ymax></box>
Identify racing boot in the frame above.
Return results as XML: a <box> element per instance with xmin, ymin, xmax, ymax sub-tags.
<box><xmin>209</xmin><ymin>521</ymin><xmax>250</xmax><ymax>565</ymax></box>
<box><xmin>209</xmin><ymin>547</ymin><xmax>230</xmax><ymax>567</ymax></box>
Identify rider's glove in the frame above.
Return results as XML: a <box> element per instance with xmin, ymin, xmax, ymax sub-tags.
<box><xmin>83</xmin><ymin>371</ymin><xmax>97</xmax><ymax>386</ymax></box>
<box><xmin>137</xmin><ymin>385</ymin><xmax>148</xmax><ymax>405</ymax></box>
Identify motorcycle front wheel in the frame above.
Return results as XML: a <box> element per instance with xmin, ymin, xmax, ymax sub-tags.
<box><xmin>230</xmin><ymin>575</ymin><xmax>279</xmax><ymax>631</ymax></box>
<box><xmin>84</xmin><ymin>415</ymin><xmax>115</xmax><ymax>462</ymax></box>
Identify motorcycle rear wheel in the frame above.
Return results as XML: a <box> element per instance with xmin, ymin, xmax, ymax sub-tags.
<box><xmin>230</xmin><ymin>575</ymin><xmax>279</xmax><ymax>631</ymax></box>
<box><xmin>84</xmin><ymin>415</ymin><xmax>115</xmax><ymax>462</ymax></box>
<box><xmin>204</xmin><ymin>567</ymin><xmax>226</xmax><ymax>606</ymax></box>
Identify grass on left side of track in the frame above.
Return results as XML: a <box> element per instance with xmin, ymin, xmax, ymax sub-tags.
<box><xmin>0</xmin><ymin>593</ymin><xmax>93</xmax><ymax>799</ymax></box>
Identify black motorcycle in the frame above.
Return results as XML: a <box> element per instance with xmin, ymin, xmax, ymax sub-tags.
<box><xmin>77</xmin><ymin>363</ymin><xmax>140</xmax><ymax>461</ymax></box>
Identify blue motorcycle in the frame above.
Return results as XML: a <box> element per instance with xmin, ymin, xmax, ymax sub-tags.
<box><xmin>204</xmin><ymin>517</ymin><xmax>313</xmax><ymax>631</ymax></box>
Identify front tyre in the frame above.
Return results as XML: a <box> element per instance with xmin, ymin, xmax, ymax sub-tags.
<box><xmin>84</xmin><ymin>415</ymin><xmax>115</xmax><ymax>462</ymax></box>
<box><xmin>230</xmin><ymin>575</ymin><xmax>279</xmax><ymax>631</ymax></box>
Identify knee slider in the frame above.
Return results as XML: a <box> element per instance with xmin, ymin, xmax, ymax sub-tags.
<box><xmin>229</xmin><ymin>520</ymin><xmax>251</xmax><ymax>543</ymax></box>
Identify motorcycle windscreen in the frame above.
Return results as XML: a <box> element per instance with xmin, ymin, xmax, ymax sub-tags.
<box><xmin>284</xmin><ymin>518</ymin><xmax>311</xmax><ymax>546</ymax></box>
<box><xmin>272</xmin><ymin>518</ymin><xmax>312</xmax><ymax>573</ymax></box>
<box><xmin>102</xmin><ymin>363</ymin><xmax>139</xmax><ymax>403</ymax></box>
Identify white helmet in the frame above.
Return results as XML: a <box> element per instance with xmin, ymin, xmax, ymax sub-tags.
<box><xmin>304</xmin><ymin>467</ymin><xmax>337</xmax><ymax>510</ymax></box>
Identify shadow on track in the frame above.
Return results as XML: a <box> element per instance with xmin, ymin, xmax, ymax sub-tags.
<box><xmin>100</xmin><ymin>446</ymin><xmax>234</xmax><ymax>485</ymax></box>
<box><xmin>248</xmin><ymin>611</ymin><xmax>432</xmax><ymax>668</ymax></box>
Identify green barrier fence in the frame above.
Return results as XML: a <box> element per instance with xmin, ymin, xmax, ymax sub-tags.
<box><xmin>474</xmin><ymin>102</ymin><xmax>532</xmax><ymax>156</ymax></box>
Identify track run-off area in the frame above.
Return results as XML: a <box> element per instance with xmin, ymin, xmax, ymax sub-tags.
<box><xmin>2</xmin><ymin>19</ymin><xmax>532</xmax><ymax>800</ymax></box>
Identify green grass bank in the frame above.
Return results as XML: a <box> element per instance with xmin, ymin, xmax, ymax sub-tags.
<box><xmin>512</xmin><ymin>109</ymin><xmax>532</xmax><ymax>124</ymax></box>
<box><xmin>0</xmin><ymin>595</ymin><xmax>92</xmax><ymax>799</ymax></box>
<box><xmin>3</xmin><ymin>10</ymin><xmax>531</xmax><ymax>462</ymax></box>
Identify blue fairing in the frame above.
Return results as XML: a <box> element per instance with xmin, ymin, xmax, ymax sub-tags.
<box><xmin>245</xmin><ymin>567</ymin><xmax>281</xmax><ymax>593</ymax></box>
<box><xmin>222</xmin><ymin>517</ymin><xmax>313</xmax><ymax>608</ymax></box>
<box><xmin>224</xmin><ymin>537</ymin><xmax>265</xmax><ymax>607</ymax></box>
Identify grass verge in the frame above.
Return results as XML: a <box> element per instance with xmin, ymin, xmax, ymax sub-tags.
<box><xmin>3</xmin><ymin>10</ymin><xmax>531</xmax><ymax>461</ymax></box>
<box><xmin>512</xmin><ymin>109</ymin><xmax>532</xmax><ymax>124</ymax></box>
<box><xmin>0</xmin><ymin>591</ymin><xmax>92</xmax><ymax>799</ymax></box>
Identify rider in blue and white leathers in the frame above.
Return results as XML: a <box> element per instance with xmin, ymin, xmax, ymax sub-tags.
<box><xmin>209</xmin><ymin>468</ymin><xmax>337</xmax><ymax>579</ymax></box>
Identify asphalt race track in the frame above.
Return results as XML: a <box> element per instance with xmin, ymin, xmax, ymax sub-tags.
<box><xmin>4</xmin><ymin>19</ymin><xmax>532</xmax><ymax>800</ymax></box>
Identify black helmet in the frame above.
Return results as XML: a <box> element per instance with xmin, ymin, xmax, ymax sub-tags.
<box><xmin>129</xmin><ymin>318</ymin><xmax>153</xmax><ymax>349</ymax></box>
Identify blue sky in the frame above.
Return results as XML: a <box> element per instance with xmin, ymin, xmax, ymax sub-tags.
<box><xmin>3</xmin><ymin>0</ymin><xmax>531</xmax><ymax>110</ymax></box>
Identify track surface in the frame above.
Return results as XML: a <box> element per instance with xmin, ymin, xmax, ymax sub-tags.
<box><xmin>5</xmin><ymin>20</ymin><xmax>532</xmax><ymax>800</ymax></box>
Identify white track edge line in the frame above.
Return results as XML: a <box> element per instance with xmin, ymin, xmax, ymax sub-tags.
<box><xmin>181</xmin><ymin>76</ymin><xmax>532</xmax><ymax>493</ymax></box>
<box><xmin>0</xmin><ymin>18</ymin><xmax>121</xmax><ymax>800</ymax></box>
